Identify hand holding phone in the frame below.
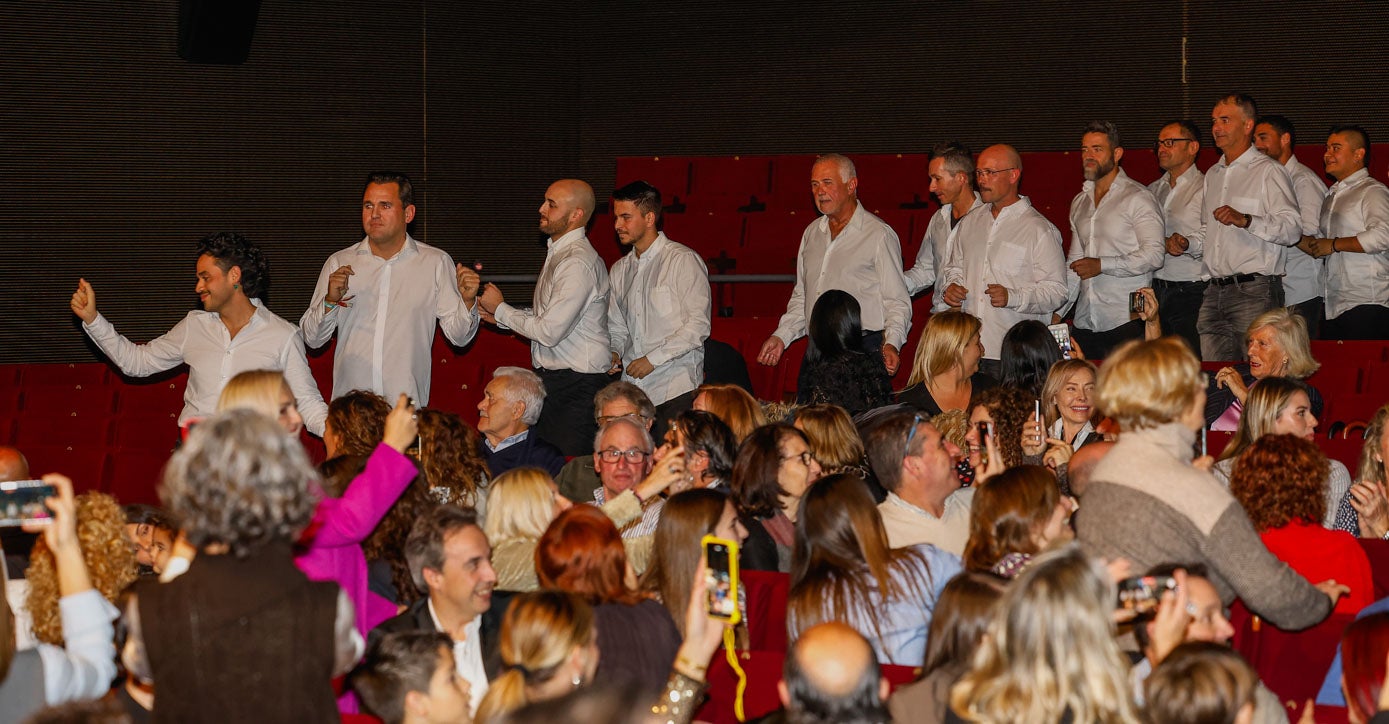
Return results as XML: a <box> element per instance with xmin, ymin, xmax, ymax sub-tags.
<box><xmin>701</xmin><ymin>535</ymin><xmax>741</xmax><ymax>624</ymax></box>
<box><xmin>1</xmin><ymin>479</ymin><xmax>57</xmax><ymax>528</ymax></box>
<box><xmin>1117</xmin><ymin>575</ymin><xmax>1178</xmax><ymax>615</ymax></box>
<box><xmin>1048</xmin><ymin>323</ymin><xmax>1074</xmax><ymax>360</ymax></box>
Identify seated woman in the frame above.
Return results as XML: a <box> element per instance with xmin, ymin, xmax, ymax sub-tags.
<box><xmin>639</xmin><ymin>488</ymin><xmax>748</xmax><ymax>636</ymax></box>
<box><xmin>1020</xmin><ymin>359</ymin><xmax>1102</xmax><ymax>470</ymax></box>
<box><xmin>1229</xmin><ymin>434</ymin><xmax>1373</xmax><ymax>615</ymax></box>
<box><xmin>897</xmin><ymin>311</ymin><xmax>995</xmax><ymax>416</ymax></box>
<box><xmin>794</xmin><ymin>403</ymin><xmax>872</xmax><ymax>480</ymax></box>
<box><xmin>962</xmin><ymin>465</ymin><xmax>1076</xmax><ymax>579</ymax></box>
<box><xmin>535</xmin><ymin>506</ymin><xmax>681</xmax><ymax>698</ymax></box>
<box><xmin>887</xmin><ymin>571</ymin><xmax>1008</xmax><ymax>724</ymax></box>
<box><xmin>219</xmin><ymin>370</ymin><xmax>420</xmax><ymax>638</ymax></box>
<box><xmin>693</xmin><ymin>383</ymin><xmax>767</xmax><ymax>444</ymax></box>
<box><xmin>1206</xmin><ymin>308</ymin><xmax>1322</xmax><ymax>430</ymax></box>
<box><xmin>416</xmin><ymin>408</ymin><xmax>491</xmax><ymax>514</ymax></box>
<box><xmin>653</xmin><ymin>409</ymin><xmax>737</xmax><ymax>493</ymax></box>
<box><xmin>948</xmin><ymin>546</ymin><xmax>1138</xmax><ymax>724</ymax></box>
<box><xmin>124</xmin><ymin>409</ymin><xmax>359</xmax><ymax>721</ymax></box>
<box><xmin>788</xmin><ymin>473</ymin><xmax>961</xmax><ymax>667</ymax></box>
<box><xmin>795</xmin><ymin>290</ymin><xmax>892</xmax><ymax>415</ymax></box>
<box><xmin>1337</xmin><ymin>403</ymin><xmax>1389</xmax><ymax>537</ymax></box>
<box><xmin>963</xmin><ymin>386</ymin><xmax>1032</xmax><ymax>473</ymax></box>
<box><xmin>998</xmin><ymin>320</ymin><xmax>1067</xmax><ymax>398</ymax></box>
<box><xmin>323</xmin><ymin>390</ymin><xmax>392</xmax><ymax>459</ymax></box>
<box><xmin>1212</xmin><ymin>377</ymin><xmax>1350</xmax><ymax>528</ymax></box>
<box><xmin>474</xmin><ymin>591</ymin><xmax>600</xmax><ymax>722</ymax></box>
<box><xmin>731</xmin><ymin>424</ymin><xmax>822</xmax><ymax>572</ymax></box>
<box><xmin>26</xmin><ymin>492</ymin><xmax>135</xmax><ymax>648</ymax></box>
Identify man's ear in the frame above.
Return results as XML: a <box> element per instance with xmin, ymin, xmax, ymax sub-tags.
<box><xmin>403</xmin><ymin>689</ymin><xmax>428</xmax><ymax>719</ymax></box>
<box><xmin>878</xmin><ymin>675</ymin><xmax>891</xmax><ymax>703</ymax></box>
<box><xmin>511</xmin><ymin>401</ymin><xmax>527</xmax><ymax>424</ymax></box>
<box><xmin>422</xmin><ymin>566</ymin><xmax>444</xmax><ymax>592</ymax></box>
<box><xmin>404</xmin><ymin>204</ymin><xmax>416</xmax><ymax>224</ymax></box>
<box><xmin>777</xmin><ymin>679</ymin><xmax>791</xmax><ymax>708</ymax></box>
<box><xmin>1113</xmin><ymin>146</ymin><xmax>1125</xmax><ymax>165</ymax></box>
<box><xmin>228</xmin><ymin>265</ymin><xmax>242</xmax><ymax>286</ymax></box>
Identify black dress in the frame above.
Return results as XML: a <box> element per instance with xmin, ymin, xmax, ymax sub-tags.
<box><xmin>896</xmin><ymin>372</ymin><xmax>999</xmax><ymax>416</ymax></box>
<box><xmin>796</xmin><ymin>350</ymin><xmax>893</xmax><ymax>415</ymax></box>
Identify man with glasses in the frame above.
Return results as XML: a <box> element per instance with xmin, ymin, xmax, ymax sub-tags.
<box><xmin>905</xmin><ymin>142</ymin><xmax>983</xmax><ymax>313</ymax></box>
<box><xmin>588</xmin><ymin>416</ymin><xmax>664</xmax><ymax>538</ymax></box>
<box><xmin>476</xmin><ymin>366</ymin><xmax>566</xmax><ymax>478</ymax></box>
<box><xmin>1254</xmin><ymin>114</ymin><xmax>1329</xmax><ymax>339</ymax></box>
<box><xmin>1057</xmin><ymin>121</ymin><xmax>1165</xmax><ymax>360</ymax></box>
<box><xmin>861</xmin><ymin>407</ymin><xmax>974</xmax><ymax>555</ymax></box>
<box><xmin>1149</xmin><ymin>120</ymin><xmax>1210</xmax><ymax>357</ymax></box>
<box><xmin>556</xmin><ymin>381</ymin><xmax>656</xmax><ymax>504</ymax></box>
<box><xmin>941</xmin><ymin>144</ymin><xmax>1067</xmax><ymax>376</ymax></box>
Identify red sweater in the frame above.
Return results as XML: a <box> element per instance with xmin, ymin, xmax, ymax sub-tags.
<box><xmin>1261</xmin><ymin>521</ymin><xmax>1374</xmax><ymax>615</ymax></box>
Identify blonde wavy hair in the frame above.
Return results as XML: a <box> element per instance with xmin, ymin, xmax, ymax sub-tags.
<box><xmin>216</xmin><ymin>369</ymin><xmax>288</xmax><ymax>417</ymax></box>
<box><xmin>950</xmin><ymin>545</ymin><xmax>1139</xmax><ymax>724</ymax></box>
<box><xmin>906</xmin><ymin>311</ymin><xmax>983</xmax><ymax>388</ymax></box>
<box><xmin>1096</xmin><ymin>338</ymin><xmax>1204</xmax><ymax>432</ymax></box>
<box><xmin>26</xmin><ymin>492</ymin><xmax>137</xmax><ymax>645</ymax></box>
<box><xmin>475</xmin><ymin>591</ymin><xmax>596</xmax><ymax>722</ymax></box>
<box><xmin>484</xmin><ymin>468</ymin><xmax>557</xmax><ymax>545</ymax></box>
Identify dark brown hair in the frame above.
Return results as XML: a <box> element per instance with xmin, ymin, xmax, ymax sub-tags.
<box><xmin>638</xmin><ymin>489</ymin><xmax>728</xmax><ymax>635</ymax></box>
<box><xmin>731</xmin><ymin>424</ymin><xmax>807</xmax><ymax>519</ymax></box>
<box><xmin>962</xmin><ymin>465</ymin><xmax>1060</xmax><ymax>573</ymax></box>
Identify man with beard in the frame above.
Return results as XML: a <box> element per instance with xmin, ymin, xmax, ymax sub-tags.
<box><xmin>756</xmin><ymin>153</ymin><xmax>911</xmax><ymax>376</ymax></box>
<box><xmin>1148</xmin><ymin>120</ymin><xmax>1209</xmax><ymax>357</ymax></box>
<box><xmin>606</xmin><ymin>181</ymin><xmax>710</xmax><ymax>431</ymax></box>
<box><xmin>941</xmin><ymin>144</ymin><xmax>1067</xmax><ymax>375</ymax></box>
<box><xmin>1254</xmin><ymin>114</ymin><xmax>1329</xmax><ymax>338</ymax></box>
<box><xmin>478</xmin><ymin>179</ymin><xmax>611</xmax><ymax>456</ymax></box>
<box><xmin>904</xmin><ymin>142</ymin><xmax>984</xmax><ymax>314</ymax></box>
<box><xmin>1056</xmin><ymin>121</ymin><xmax>1165</xmax><ymax>360</ymax></box>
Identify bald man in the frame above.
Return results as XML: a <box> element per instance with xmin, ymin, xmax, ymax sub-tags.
<box><xmin>301</xmin><ymin>171</ymin><xmax>482</xmax><ymax>404</ymax></box>
<box><xmin>941</xmin><ymin>144</ymin><xmax>1067</xmax><ymax>376</ymax></box>
<box><xmin>779</xmin><ymin>622</ymin><xmax>890</xmax><ymax>724</ymax></box>
<box><xmin>479</xmin><ymin>179</ymin><xmax>612</xmax><ymax>455</ymax></box>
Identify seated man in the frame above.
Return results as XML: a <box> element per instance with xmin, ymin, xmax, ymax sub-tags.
<box><xmin>369</xmin><ymin>505</ymin><xmax>499</xmax><ymax>718</ymax></box>
<box><xmin>556</xmin><ymin>381</ymin><xmax>655</xmax><ymax>504</ymax></box>
<box><xmin>861</xmin><ymin>407</ymin><xmax>974</xmax><ymax>555</ymax></box>
<box><xmin>774</xmin><ymin>622</ymin><xmax>890</xmax><ymax>724</ymax></box>
<box><xmin>353</xmin><ymin>631</ymin><xmax>472</xmax><ymax>724</ymax></box>
<box><xmin>476</xmin><ymin>367</ymin><xmax>565</xmax><ymax>478</ymax></box>
<box><xmin>587</xmin><ymin>417</ymin><xmax>663</xmax><ymax>539</ymax></box>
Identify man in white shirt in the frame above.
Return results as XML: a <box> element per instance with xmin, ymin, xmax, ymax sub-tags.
<box><xmin>70</xmin><ymin>232</ymin><xmax>327</xmax><ymax>435</ymax></box>
<box><xmin>368</xmin><ymin>505</ymin><xmax>498</xmax><ymax>717</ymax></box>
<box><xmin>1254</xmin><ymin>114</ymin><xmax>1328</xmax><ymax>338</ymax></box>
<box><xmin>1059</xmin><ymin>121</ymin><xmax>1165</xmax><ymax>360</ymax></box>
<box><xmin>606</xmin><ymin>181</ymin><xmax>711</xmax><ymax>431</ymax></box>
<box><xmin>904</xmin><ymin>143</ymin><xmax>983</xmax><ymax>314</ymax></box>
<box><xmin>478</xmin><ymin>179</ymin><xmax>612</xmax><ymax>456</ymax></box>
<box><xmin>1186</xmin><ymin>94</ymin><xmax>1301</xmax><ymax>361</ymax></box>
<box><xmin>1298</xmin><ymin>125</ymin><xmax>1389</xmax><ymax>339</ymax></box>
<box><xmin>862</xmin><ymin>407</ymin><xmax>973</xmax><ymax>555</ymax></box>
<box><xmin>941</xmin><ymin>144</ymin><xmax>1068</xmax><ymax>374</ymax></box>
<box><xmin>1148</xmin><ymin>120</ymin><xmax>1209</xmax><ymax>357</ymax></box>
<box><xmin>300</xmin><ymin>172</ymin><xmax>481</xmax><ymax>405</ymax></box>
<box><xmin>756</xmin><ymin>154</ymin><xmax>911</xmax><ymax>376</ymax></box>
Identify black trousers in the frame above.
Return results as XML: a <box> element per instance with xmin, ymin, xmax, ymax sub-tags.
<box><xmin>1153</xmin><ymin>278</ymin><xmax>1207</xmax><ymax>359</ymax></box>
<box><xmin>1072</xmin><ymin>319</ymin><xmax>1145</xmax><ymax>361</ymax></box>
<box><xmin>533</xmin><ymin>368</ymin><xmax>613</xmax><ymax>457</ymax></box>
<box><xmin>652</xmin><ymin>389</ymin><xmax>698</xmax><ymax>443</ymax></box>
<box><xmin>1288</xmin><ymin>297</ymin><xmax>1325</xmax><ymax>341</ymax></box>
<box><xmin>1322</xmin><ymin>304</ymin><xmax>1389</xmax><ymax>340</ymax></box>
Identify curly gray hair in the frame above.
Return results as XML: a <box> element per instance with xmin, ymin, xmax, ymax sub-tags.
<box><xmin>160</xmin><ymin>408</ymin><xmax>318</xmax><ymax>558</ymax></box>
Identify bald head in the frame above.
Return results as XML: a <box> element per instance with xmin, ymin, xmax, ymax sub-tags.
<box><xmin>0</xmin><ymin>447</ymin><xmax>30</xmax><ymax>483</ymax></box>
<box><xmin>976</xmin><ymin>145</ymin><xmax>1023</xmax><ymax>208</ymax></box>
<box><xmin>1067</xmin><ymin>440</ymin><xmax>1114</xmax><ymax>496</ymax></box>
<box><xmin>539</xmin><ymin>179</ymin><xmax>596</xmax><ymax>238</ymax></box>
<box><xmin>981</xmin><ymin>144</ymin><xmax>1022</xmax><ymax>170</ymax></box>
<box><xmin>779</xmin><ymin>622</ymin><xmax>889</xmax><ymax>722</ymax></box>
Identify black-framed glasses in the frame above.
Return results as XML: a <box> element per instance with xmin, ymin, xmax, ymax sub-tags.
<box><xmin>975</xmin><ymin>167</ymin><xmax>1017</xmax><ymax>180</ymax></box>
<box><xmin>780</xmin><ymin>451</ymin><xmax>815</xmax><ymax>467</ymax></box>
<box><xmin>598</xmin><ymin>448</ymin><xmax>650</xmax><ymax>464</ymax></box>
<box><xmin>903</xmin><ymin>413</ymin><xmax>924</xmax><ymax>457</ymax></box>
<box><xmin>1155</xmin><ymin>138</ymin><xmax>1197</xmax><ymax>149</ymax></box>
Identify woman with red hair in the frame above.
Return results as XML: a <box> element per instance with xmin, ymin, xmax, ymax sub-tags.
<box><xmin>535</xmin><ymin>505</ymin><xmax>681</xmax><ymax>697</ymax></box>
<box><xmin>1229</xmin><ymin>434</ymin><xmax>1373</xmax><ymax>616</ymax></box>
<box><xmin>1339</xmin><ymin>612</ymin><xmax>1389</xmax><ymax>724</ymax></box>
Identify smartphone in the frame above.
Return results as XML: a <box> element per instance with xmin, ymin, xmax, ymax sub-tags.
<box><xmin>404</xmin><ymin>397</ymin><xmax>422</xmax><ymax>459</ymax></box>
<box><xmin>976</xmin><ymin>421</ymin><xmax>994</xmax><ymax>440</ymax></box>
<box><xmin>0</xmin><ymin>480</ymin><xmax>57</xmax><ymax>527</ymax></box>
<box><xmin>1128</xmin><ymin>290</ymin><xmax>1145</xmax><ymax>314</ymax></box>
<box><xmin>1117</xmin><ymin>575</ymin><xmax>1178</xmax><ymax>615</ymax></box>
<box><xmin>1047</xmin><ymin>323</ymin><xmax>1073</xmax><ymax>360</ymax></box>
<box><xmin>1200</xmin><ymin>428</ymin><xmax>1208</xmax><ymax>458</ymax></box>
<box><xmin>701</xmin><ymin>535</ymin><xmax>741</xmax><ymax>624</ymax></box>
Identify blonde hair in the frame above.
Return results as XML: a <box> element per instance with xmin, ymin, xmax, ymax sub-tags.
<box><xmin>217</xmin><ymin>369</ymin><xmax>290</xmax><ymax>418</ymax></box>
<box><xmin>1040</xmin><ymin>359</ymin><xmax>1099</xmax><ymax>430</ymax></box>
<box><xmin>907</xmin><ymin>311</ymin><xmax>982</xmax><ymax>387</ymax></box>
<box><xmin>1217</xmin><ymin>377</ymin><xmax>1310</xmax><ymax>464</ymax></box>
<box><xmin>696</xmin><ymin>384</ymin><xmax>767</xmax><ymax>442</ymax></box>
<box><xmin>950</xmin><ymin>545</ymin><xmax>1139</xmax><ymax>724</ymax></box>
<box><xmin>1095</xmin><ymin>338</ymin><xmax>1204</xmax><ymax>432</ymax></box>
<box><xmin>27</xmin><ymin>492</ymin><xmax>137</xmax><ymax>645</ymax></box>
<box><xmin>931</xmin><ymin>410</ymin><xmax>970</xmax><ymax>452</ymax></box>
<box><xmin>1247</xmin><ymin>308</ymin><xmax>1320</xmax><ymax>379</ymax></box>
<box><xmin>795</xmin><ymin>404</ymin><xmax>865</xmax><ymax>470</ymax></box>
<box><xmin>475</xmin><ymin>591</ymin><xmax>595</xmax><ymax>722</ymax></box>
<box><xmin>484</xmin><ymin>468</ymin><xmax>558</xmax><ymax>545</ymax></box>
<box><xmin>1359</xmin><ymin>405</ymin><xmax>1389</xmax><ymax>485</ymax></box>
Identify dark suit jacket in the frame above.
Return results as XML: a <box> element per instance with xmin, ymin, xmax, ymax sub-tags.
<box><xmin>366</xmin><ymin>591</ymin><xmax>513</xmax><ymax>679</ymax></box>
<box><xmin>1203</xmin><ymin>363</ymin><xmax>1324</xmax><ymax>427</ymax></box>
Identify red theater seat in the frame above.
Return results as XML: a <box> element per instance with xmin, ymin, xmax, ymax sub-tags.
<box><xmin>586</xmin><ymin>213</ymin><xmax>623</xmax><ymax>265</ymax></box>
<box><xmin>615</xmin><ymin>156</ymin><xmax>691</xmax><ymax>197</ymax></box>
<box><xmin>661</xmin><ymin>212</ymin><xmax>745</xmax><ymax>258</ymax></box>
<box><xmin>106</xmin><ymin>448</ymin><xmax>171</xmax><ymax>505</ymax></box>
<box><xmin>22</xmin><ymin>384</ymin><xmax>117</xmax><ymax>418</ymax></box>
<box><xmin>109</xmin><ymin>415</ymin><xmax>181</xmax><ymax>453</ymax></box>
<box><xmin>19</xmin><ymin>363</ymin><xmax>107</xmax><ymax>388</ymax></box>
<box><xmin>742</xmin><ymin>570</ymin><xmax>790</xmax><ymax>652</ymax></box>
<box><xmin>768</xmin><ymin>154</ymin><xmax>822</xmax><ymax>213</ymax></box>
<box><xmin>853</xmin><ymin>153</ymin><xmax>931</xmax><ymax>209</ymax></box>
<box><xmin>21</xmin><ymin>445</ymin><xmax>106</xmax><ymax>494</ymax></box>
<box><xmin>114</xmin><ymin>378</ymin><xmax>187</xmax><ymax>416</ymax></box>
<box><xmin>1229</xmin><ymin>601</ymin><xmax>1352</xmax><ymax>707</ymax></box>
<box><xmin>689</xmin><ymin>155</ymin><xmax>773</xmax><ymax>200</ymax></box>
<box><xmin>14</xmin><ymin>416</ymin><xmax>112</xmax><ymax>453</ymax></box>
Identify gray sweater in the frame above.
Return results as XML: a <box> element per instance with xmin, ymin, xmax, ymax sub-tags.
<box><xmin>1077</xmin><ymin>422</ymin><xmax>1331</xmax><ymax>631</ymax></box>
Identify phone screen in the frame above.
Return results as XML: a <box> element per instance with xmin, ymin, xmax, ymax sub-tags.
<box><xmin>703</xmin><ymin>538</ymin><xmax>739</xmax><ymax>622</ymax></box>
<box><xmin>0</xmin><ymin>480</ymin><xmax>56</xmax><ymax>527</ymax></box>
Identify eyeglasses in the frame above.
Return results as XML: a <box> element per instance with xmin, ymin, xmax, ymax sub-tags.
<box><xmin>780</xmin><ymin>451</ymin><xmax>815</xmax><ymax>467</ymax></box>
<box><xmin>903</xmin><ymin>413</ymin><xmax>924</xmax><ymax>457</ymax></box>
<box><xmin>597</xmin><ymin>412</ymin><xmax>651</xmax><ymax>426</ymax></box>
<box><xmin>975</xmin><ymin>167</ymin><xmax>1017</xmax><ymax>180</ymax></box>
<box><xmin>1155</xmin><ymin>138</ymin><xmax>1196</xmax><ymax>149</ymax></box>
<box><xmin>598</xmin><ymin>448</ymin><xmax>650</xmax><ymax>464</ymax></box>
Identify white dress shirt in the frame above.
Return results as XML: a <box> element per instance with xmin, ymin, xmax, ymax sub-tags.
<box><xmin>1319</xmin><ymin>168</ymin><xmax>1389</xmax><ymax>319</ymax></box>
<box><xmin>495</xmin><ymin>228</ymin><xmax>611</xmax><ymax>374</ymax></box>
<box><xmin>84</xmin><ymin>300</ymin><xmax>327</xmax><ymax>435</ymax></box>
<box><xmin>905</xmin><ymin>193</ymin><xmax>984</xmax><ymax>313</ymax></box>
<box><xmin>608</xmin><ymin>233</ymin><xmax>711</xmax><ymax>405</ymax></box>
<box><xmin>772</xmin><ymin>203</ymin><xmax>912</xmax><ymax>349</ymax></box>
<box><xmin>1148</xmin><ymin>165</ymin><xmax>1208</xmax><ymax>282</ymax></box>
<box><xmin>1194</xmin><ymin>146</ymin><xmax>1302</xmax><ymax>278</ymax></box>
<box><xmin>941</xmin><ymin>197</ymin><xmax>1068</xmax><ymax>359</ymax></box>
<box><xmin>1283</xmin><ymin>156</ymin><xmax>1330</xmax><ymax>305</ymax></box>
<box><xmin>1062</xmin><ymin>169</ymin><xmax>1166</xmax><ymax>332</ymax></box>
<box><xmin>300</xmin><ymin>235</ymin><xmax>478</xmax><ymax>404</ymax></box>
<box><xmin>429</xmin><ymin>599</ymin><xmax>488</xmax><ymax>716</ymax></box>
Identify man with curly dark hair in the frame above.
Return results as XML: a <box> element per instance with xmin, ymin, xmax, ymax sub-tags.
<box><xmin>69</xmin><ymin>231</ymin><xmax>327</xmax><ymax>435</ymax></box>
